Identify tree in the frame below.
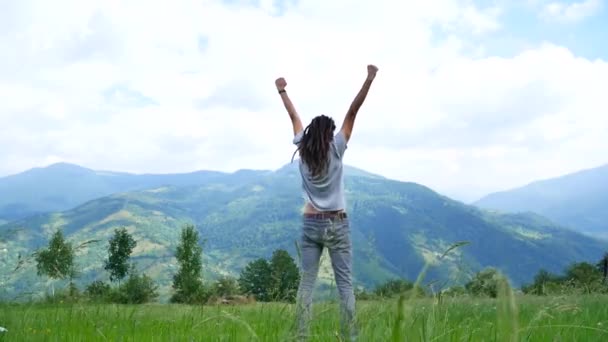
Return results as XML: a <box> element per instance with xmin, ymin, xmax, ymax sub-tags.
<box><xmin>522</xmin><ymin>269</ymin><xmax>561</xmax><ymax>296</ymax></box>
<box><xmin>465</xmin><ymin>268</ymin><xmax>500</xmax><ymax>298</ymax></box>
<box><xmin>564</xmin><ymin>262</ymin><xmax>603</xmax><ymax>293</ymax></box>
<box><xmin>211</xmin><ymin>276</ymin><xmax>240</xmax><ymax>297</ymax></box>
<box><xmin>104</xmin><ymin>227</ymin><xmax>137</xmax><ymax>284</ymax></box>
<box><xmin>269</xmin><ymin>249</ymin><xmax>300</xmax><ymax>302</ymax></box>
<box><xmin>171</xmin><ymin>224</ymin><xmax>206</xmax><ymax>303</ymax></box>
<box><xmin>597</xmin><ymin>253</ymin><xmax>608</xmax><ymax>284</ymax></box>
<box><xmin>35</xmin><ymin>229</ymin><xmax>75</xmax><ymax>297</ymax></box>
<box><xmin>239</xmin><ymin>258</ymin><xmax>272</xmax><ymax>302</ymax></box>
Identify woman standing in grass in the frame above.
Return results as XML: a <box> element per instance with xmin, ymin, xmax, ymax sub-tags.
<box><xmin>275</xmin><ymin>64</ymin><xmax>378</xmax><ymax>341</ymax></box>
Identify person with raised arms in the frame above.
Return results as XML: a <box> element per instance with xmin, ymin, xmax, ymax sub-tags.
<box><xmin>275</xmin><ymin>64</ymin><xmax>379</xmax><ymax>341</ymax></box>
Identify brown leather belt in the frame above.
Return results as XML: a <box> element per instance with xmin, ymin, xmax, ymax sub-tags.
<box><xmin>303</xmin><ymin>212</ymin><xmax>347</xmax><ymax>219</ymax></box>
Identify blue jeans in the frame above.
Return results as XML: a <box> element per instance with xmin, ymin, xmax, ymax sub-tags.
<box><xmin>295</xmin><ymin>215</ymin><xmax>357</xmax><ymax>341</ymax></box>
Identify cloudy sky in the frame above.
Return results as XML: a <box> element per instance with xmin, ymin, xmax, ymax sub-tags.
<box><xmin>1</xmin><ymin>0</ymin><xmax>607</xmax><ymax>202</ymax></box>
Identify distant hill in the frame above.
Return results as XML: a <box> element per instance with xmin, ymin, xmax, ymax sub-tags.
<box><xmin>0</xmin><ymin>162</ymin><xmax>383</xmax><ymax>223</ymax></box>
<box><xmin>1</xmin><ymin>164</ymin><xmax>605</xmax><ymax>300</ymax></box>
<box><xmin>475</xmin><ymin>164</ymin><xmax>608</xmax><ymax>239</ymax></box>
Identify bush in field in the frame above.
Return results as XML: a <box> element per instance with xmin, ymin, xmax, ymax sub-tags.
<box><xmin>68</xmin><ymin>282</ymin><xmax>80</xmax><ymax>298</ymax></box>
<box><xmin>40</xmin><ymin>285</ymin><xmax>82</xmax><ymax>304</ymax></box>
<box><xmin>598</xmin><ymin>252</ymin><xmax>608</xmax><ymax>284</ymax></box>
<box><xmin>86</xmin><ymin>280</ymin><xmax>112</xmax><ymax>300</ymax></box>
<box><xmin>269</xmin><ymin>249</ymin><xmax>299</xmax><ymax>302</ymax></box>
<box><xmin>112</xmin><ymin>267</ymin><xmax>159</xmax><ymax>304</ymax></box>
<box><xmin>522</xmin><ymin>269</ymin><xmax>562</xmax><ymax>296</ymax></box>
<box><xmin>563</xmin><ymin>262</ymin><xmax>604</xmax><ymax>294</ymax></box>
<box><xmin>238</xmin><ymin>249</ymin><xmax>299</xmax><ymax>303</ymax></box>
<box><xmin>239</xmin><ymin>258</ymin><xmax>272</xmax><ymax>302</ymax></box>
<box><xmin>355</xmin><ymin>288</ymin><xmax>377</xmax><ymax>301</ymax></box>
<box><xmin>522</xmin><ymin>261</ymin><xmax>607</xmax><ymax>296</ymax></box>
<box><xmin>374</xmin><ymin>279</ymin><xmax>412</xmax><ymax>297</ymax></box>
<box><xmin>374</xmin><ymin>279</ymin><xmax>426</xmax><ymax>298</ymax></box>
<box><xmin>85</xmin><ymin>267</ymin><xmax>158</xmax><ymax>304</ymax></box>
<box><xmin>441</xmin><ymin>285</ymin><xmax>467</xmax><ymax>297</ymax></box>
<box><xmin>465</xmin><ymin>268</ymin><xmax>500</xmax><ymax>298</ymax></box>
<box><xmin>211</xmin><ymin>276</ymin><xmax>240</xmax><ymax>297</ymax></box>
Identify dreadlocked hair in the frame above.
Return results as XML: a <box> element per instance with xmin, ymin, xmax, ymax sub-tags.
<box><xmin>293</xmin><ymin>115</ymin><xmax>336</xmax><ymax>177</ymax></box>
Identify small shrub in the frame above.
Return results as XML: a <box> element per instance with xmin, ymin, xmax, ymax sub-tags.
<box><xmin>441</xmin><ymin>285</ymin><xmax>467</xmax><ymax>297</ymax></box>
<box><xmin>211</xmin><ymin>276</ymin><xmax>240</xmax><ymax>298</ymax></box>
<box><xmin>465</xmin><ymin>268</ymin><xmax>500</xmax><ymax>298</ymax></box>
<box><xmin>114</xmin><ymin>272</ymin><xmax>159</xmax><ymax>304</ymax></box>
<box><xmin>85</xmin><ymin>280</ymin><xmax>111</xmax><ymax>300</ymax></box>
<box><xmin>355</xmin><ymin>288</ymin><xmax>377</xmax><ymax>301</ymax></box>
<box><xmin>170</xmin><ymin>284</ymin><xmax>210</xmax><ymax>304</ymax></box>
<box><xmin>374</xmin><ymin>279</ymin><xmax>425</xmax><ymax>298</ymax></box>
<box><xmin>207</xmin><ymin>294</ymin><xmax>255</xmax><ymax>306</ymax></box>
<box><xmin>40</xmin><ymin>284</ymin><xmax>81</xmax><ymax>304</ymax></box>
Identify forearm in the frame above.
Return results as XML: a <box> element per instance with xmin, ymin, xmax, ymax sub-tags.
<box><xmin>280</xmin><ymin>92</ymin><xmax>298</xmax><ymax>119</ymax></box>
<box><xmin>347</xmin><ymin>77</ymin><xmax>374</xmax><ymax>117</ymax></box>
<box><xmin>340</xmin><ymin>72</ymin><xmax>376</xmax><ymax>141</ymax></box>
<box><xmin>280</xmin><ymin>92</ymin><xmax>303</xmax><ymax>134</ymax></box>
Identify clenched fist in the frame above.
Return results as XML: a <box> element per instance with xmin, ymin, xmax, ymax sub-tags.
<box><xmin>367</xmin><ymin>64</ymin><xmax>378</xmax><ymax>80</ymax></box>
<box><xmin>275</xmin><ymin>77</ymin><xmax>287</xmax><ymax>91</ymax></box>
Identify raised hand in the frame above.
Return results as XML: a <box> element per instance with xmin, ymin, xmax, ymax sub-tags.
<box><xmin>367</xmin><ymin>64</ymin><xmax>378</xmax><ymax>80</ymax></box>
<box><xmin>275</xmin><ymin>76</ymin><xmax>302</xmax><ymax>135</ymax></box>
<box><xmin>275</xmin><ymin>77</ymin><xmax>287</xmax><ymax>91</ymax></box>
<box><xmin>341</xmin><ymin>64</ymin><xmax>378</xmax><ymax>142</ymax></box>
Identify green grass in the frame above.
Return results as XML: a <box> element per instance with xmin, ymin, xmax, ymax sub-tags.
<box><xmin>1</xmin><ymin>295</ymin><xmax>607</xmax><ymax>341</ymax></box>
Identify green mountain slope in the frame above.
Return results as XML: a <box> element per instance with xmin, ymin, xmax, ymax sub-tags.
<box><xmin>475</xmin><ymin>163</ymin><xmax>608</xmax><ymax>239</ymax></box>
<box><xmin>0</xmin><ymin>163</ymin><xmax>383</xmax><ymax>223</ymax></box>
<box><xmin>0</xmin><ymin>163</ymin><xmax>266</xmax><ymax>222</ymax></box>
<box><xmin>1</xmin><ymin>165</ymin><xmax>605</xmax><ymax>300</ymax></box>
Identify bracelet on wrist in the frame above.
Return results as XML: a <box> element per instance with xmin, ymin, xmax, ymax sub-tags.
<box><xmin>278</xmin><ymin>89</ymin><xmax>286</xmax><ymax>94</ymax></box>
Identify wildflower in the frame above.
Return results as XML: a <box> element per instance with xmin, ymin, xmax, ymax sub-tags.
<box><xmin>0</xmin><ymin>326</ymin><xmax>7</xmax><ymax>333</ymax></box>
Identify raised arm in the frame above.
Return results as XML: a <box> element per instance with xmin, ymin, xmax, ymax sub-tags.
<box><xmin>275</xmin><ymin>77</ymin><xmax>303</xmax><ymax>136</ymax></box>
<box><xmin>340</xmin><ymin>64</ymin><xmax>378</xmax><ymax>142</ymax></box>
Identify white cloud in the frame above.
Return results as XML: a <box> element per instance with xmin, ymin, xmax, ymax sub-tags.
<box><xmin>541</xmin><ymin>0</ymin><xmax>603</xmax><ymax>22</ymax></box>
<box><xmin>0</xmin><ymin>0</ymin><xmax>607</xmax><ymax>202</ymax></box>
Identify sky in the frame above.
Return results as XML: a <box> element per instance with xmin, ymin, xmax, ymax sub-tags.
<box><xmin>1</xmin><ymin>0</ymin><xmax>607</xmax><ymax>202</ymax></box>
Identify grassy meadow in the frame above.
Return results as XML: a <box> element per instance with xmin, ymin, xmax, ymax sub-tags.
<box><xmin>1</xmin><ymin>294</ymin><xmax>607</xmax><ymax>341</ymax></box>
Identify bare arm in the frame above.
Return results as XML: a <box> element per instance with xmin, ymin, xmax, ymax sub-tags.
<box><xmin>340</xmin><ymin>64</ymin><xmax>378</xmax><ymax>142</ymax></box>
<box><xmin>275</xmin><ymin>77</ymin><xmax>303</xmax><ymax>136</ymax></box>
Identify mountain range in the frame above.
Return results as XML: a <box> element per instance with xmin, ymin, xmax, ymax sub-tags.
<box><xmin>0</xmin><ymin>162</ymin><xmax>267</xmax><ymax>223</ymax></box>
<box><xmin>475</xmin><ymin>163</ymin><xmax>608</xmax><ymax>240</ymax></box>
<box><xmin>0</xmin><ymin>163</ymin><xmax>606</xmax><ymax>300</ymax></box>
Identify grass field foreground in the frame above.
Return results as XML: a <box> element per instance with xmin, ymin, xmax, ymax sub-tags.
<box><xmin>1</xmin><ymin>294</ymin><xmax>608</xmax><ymax>341</ymax></box>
